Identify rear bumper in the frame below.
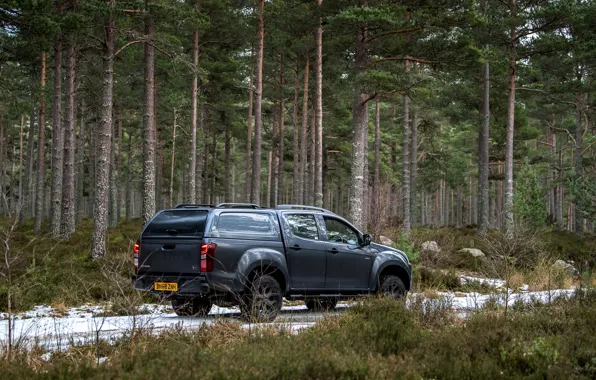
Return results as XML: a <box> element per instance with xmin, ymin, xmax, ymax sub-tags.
<box><xmin>132</xmin><ymin>274</ymin><xmax>210</xmax><ymax>296</ymax></box>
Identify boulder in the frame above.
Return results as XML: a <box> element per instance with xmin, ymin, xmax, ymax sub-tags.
<box><xmin>421</xmin><ymin>241</ymin><xmax>441</xmax><ymax>253</ymax></box>
<box><xmin>379</xmin><ymin>235</ymin><xmax>395</xmax><ymax>246</ymax></box>
<box><xmin>458</xmin><ymin>248</ymin><xmax>486</xmax><ymax>259</ymax></box>
<box><xmin>552</xmin><ymin>259</ymin><xmax>579</xmax><ymax>277</ymax></box>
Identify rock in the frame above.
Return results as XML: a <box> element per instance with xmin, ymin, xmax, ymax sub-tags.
<box><xmin>421</xmin><ymin>241</ymin><xmax>441</xmax><ymax>253</ymax></box>
<box><xmin>454</xmin><ymin>292</ymin><xmax>467</xmax><ymax>298</ymax></box>
<box><xmin>458</xmin><ymin>248</ymin><xmax>486</xmax><ymax>258</ymax></box>
<box><xmin>552</xmin><ymin>260</ymin><xmax>579</xmax><ymax>277</ymax></box>
<box><xmin>379</xmin><ymin>235</ymin><xmax>395</xmax><ymax>246</ymax></box>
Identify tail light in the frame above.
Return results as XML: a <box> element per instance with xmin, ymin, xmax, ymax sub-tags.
<box><xmin>200</xmin><ymin>243</ymin><xmax>217</xmax><ymax>272</ymax></box>
<box><xmin>133</xmin><ymin>241</ymin><xmax>140</xmax><ymax>271</ymax></box>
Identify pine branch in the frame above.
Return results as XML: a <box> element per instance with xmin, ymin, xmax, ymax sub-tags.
<box><xmin>365</xmin><ymin>27</ymin><xmax>423</xmax><ymax>42</ymax></box>
<box><xmin>371</xmin><ymin>56</ymin><xmax>437</xmax><ymax>65</ymax></box>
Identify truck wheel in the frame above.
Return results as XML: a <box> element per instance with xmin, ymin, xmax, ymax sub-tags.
<box><xmin>242</xmin><ymin>274</ymin><xmax>282</xmax><ymax>322</ymax></box>
<box><xmin>305</xmin><ymin>299</ymin><xmax>337</xmax><ymax>312</ymax></box>
<box><xmin>171</xmin><ymin>297</ymin><xmax>212</xmax><ymax>317</ymax></box>
<box><xmin>379</xmin><ymin>275</ymin><xmax>407</xmax><ymax>299</ymax></box>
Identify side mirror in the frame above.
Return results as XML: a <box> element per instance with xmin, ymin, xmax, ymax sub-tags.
<box><xmin>361</xmin><ymin>234</ymin><xmax>372</xmax><ymax>247</ymax></box>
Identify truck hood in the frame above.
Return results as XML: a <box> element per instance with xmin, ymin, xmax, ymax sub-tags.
<box><xmin>369</xmin><ymin>242</ymin><xmax>410</xmax><ymax>265</ymax></box>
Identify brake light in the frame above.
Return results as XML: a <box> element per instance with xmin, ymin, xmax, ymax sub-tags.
<box><xmin>200</xmin><ymin>243</ymin><xmax>217</xmax><ymax>272</ymax></box>
<box><xmin>133</xmin><ymin>241</ymin><xmax>140</xmax><ymax>271</ymax></box>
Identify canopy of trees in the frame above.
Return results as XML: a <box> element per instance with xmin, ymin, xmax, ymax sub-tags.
<box><xmin>0</xmin><ymin>0</ymin><xmax>594</xmax><ymax>257</ymax></box>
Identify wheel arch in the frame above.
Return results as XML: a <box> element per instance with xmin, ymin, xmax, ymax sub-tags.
<box><xmin>372</xmin><ymin>262</ymin><xmax>411</xmax><ymax>291</ymax></box>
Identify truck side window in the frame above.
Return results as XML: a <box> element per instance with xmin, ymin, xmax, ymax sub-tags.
<box><xmin>286</xmin><ymin>214</ymin><xmax>319</xmax><ymax>240</ymax></box>
<box><xmin>324</xmin><ymin>217</ymin><xmax>359</xmax><ymax>245</ymax></box>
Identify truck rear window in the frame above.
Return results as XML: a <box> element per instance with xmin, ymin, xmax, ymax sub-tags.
<box><xmin>210</xmin><ymin>212</ymin><xmax>280</xmax><ymax>240</ymax></box>
<box><xmin>143</xmin><ymin>210</ymin><xmax>208</xmax><ymax>237</ymax></box>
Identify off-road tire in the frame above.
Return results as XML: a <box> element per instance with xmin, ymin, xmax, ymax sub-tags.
<box><xmin>171</xmin><ymin>297</ymin><xmax>212</xmax><ymax>317</ymax></box>
<box><xmin>241</xmin><ymin>274</ymin><xmax>283</xmax><ymax>323</ymax></box>
<box><xmin>379</xmin><ymin>275</ymin><xmax>407</xmax><ymax>299</ymax></box>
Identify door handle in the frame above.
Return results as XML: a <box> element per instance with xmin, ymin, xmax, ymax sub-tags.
<box><xmin>290</xmin><ymin>244</ymin><xmax>301</xmax><ymax>251</ymax></box>
<box><xmin>162</xmin><ymin>244</ymin><xmax>176</xmax><ymax>250</ymax></box>
<box><xmin>329</xmin><ymin>248</ymin><xmax>339</xmax><ymax>254</ymax></box>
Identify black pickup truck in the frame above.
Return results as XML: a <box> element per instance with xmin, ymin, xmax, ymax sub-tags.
<box><xmin>132</xmin><ymin>203</ymin><xmax>412</xmax><ymax>321</ymax></box>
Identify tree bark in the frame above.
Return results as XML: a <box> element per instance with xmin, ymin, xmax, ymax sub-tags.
<box><xmin>410</xmin><ymin>108</ymin><xmax>418</xmax><ymax>227</ymax></box>
<box><xmin>50</xmin><ymin>31</ymin><xmax>64</xmax><ymax>238</ymax></box>
<box><xmin>504</xmin><ymin>0</ymin><xmax>517</xmax><ymax>239</ymax></box>
<box><xmin>574</xmin><ymin>94</ymin><xmax>584</xmax><ymax>234</ymax></box>
<box><xmin>266</xmin><ymin>150</ymin><xmax>272</xmax><ymax>207</ymax></box>
<box><xmin>61</xmin><ymin>41</ymin><xmax>76</xmax><ymax>239</ymax></box>
<box><xmin>245</xmin><ymin>47</ymin><xmax>254</xmax><ymax>202</ymax></box>
<box><xmin>309</xmin><ymin>101</ymin><xmax>316</xmax><ymax>205</ymax></box>
<box><xmin>225</xmin><ymin>119</ymin><xmax>231</xmax><ymax>202</ymax></box>
<box><xmin>125</xmin><ymin>132</ymin><xmax>133</xmax><ymax>221</ymax></box>
<box><xmin>299</xmin><ymin>56</ymin><xmax>310</xmax><ymax>204</ymax></box>
<box><xmin>292</xmin><ymin>59</ymin><xmax>300</xmax><ymax>203</ymax></box>
<box><xmin>91</xmin><ymin>0</ymin><xmax>115</xmax><ymax>259</ymax></box>
<box><xmin>117</xmin><ymin>107</ymin><xmax>123</xmax><ymax>215</ymax></box>
<box><xmin>188</xmin><ymin>0</ymin><xmax>200</xmax><ymax>204</ymax></box>
<box><xmin>35</xmin><ymin>51</ymin><xmax>47</xmax><ymax>233</ymax></box>
<box><xmin>23</xmin><ymin>106</ymin><xmax>36</xmax><ymax>222</ymax></box>
<box><xmin>142</xmin><ymin>0</ymin><xmax>156</xmax><ymax>225</ymax></box>
<box><xmin>170</xmin><ymin>109</ymin><xmax>177</xmax><ymax>208</ymax></box>
<box><xmin>348</xmin><ymin>17</ymin><xmax>368</xmax><ymax>231</ymax></box>
<box><xmin>109</xmin><ymin>116</ymin><xmax>118</xmax><ymax>227</ymax></box>
<box><xmin>478</xmin><ymin>36</ymin><xmax>491</xmax><ymax>235</ymax></box>
<box><xmin>17</xmin><ymin>116</ymin><xmax>24</xmax><ymax>220</ymax></box>
<box><xmin>277</xmin><ymin>53</ymin><xmax>285</xmax><ymax>207</ymax></box>
<box><xmin>196</xmin><ymin>100</ymin><xmax>205</xmax><ymax>203</ymax></box>
<box><xmin>314</xmin><ymin>0</ymin><xmax>324</xmax><ymax>207</ymax></box>
<box><xmin>271</xmin><ymin>108</ymin><xmax>279</xmax><ymax>207</ymax></box>
<box><xmin>373</xmin><ymin>98</ymin><xmax>381</xmax><ymax>236</ymax></box>
<box><xmin>402</xmin><ymin>58</ymin><xmax>411</xmax><ymax>236</ymax></box>
<box><xmin>76</xmin><ymin>100</ymin><xmax>86</xmax><ymax>222</ymax></box>
<box><xmin>250</xmin><ymin>0</ymin><xmax>264</xmax><ymax>205</ymax></box>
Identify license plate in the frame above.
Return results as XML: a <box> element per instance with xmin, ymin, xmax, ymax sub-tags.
<box><xmin>154</xmin><ymin>282</ymin><xmax>178</xmax><ymax>291</ymax></box>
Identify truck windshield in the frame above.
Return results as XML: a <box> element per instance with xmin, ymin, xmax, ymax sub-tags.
<box><xmin>143</xmin><ymin>210</ymin><xmax>209</xmax><ymax>237</ymax></box>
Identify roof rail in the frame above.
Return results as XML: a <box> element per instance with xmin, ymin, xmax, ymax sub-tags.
<box><xmin>216</xmin><ymin>203</ymin><xmax>262</xmax><ymax>209</ymax></box>
<box><xmin>275</xmin><ymin>204</ymin><xmax>335</xmax><ymax>214</ymax></box>
<box><xmin>174</xmin><ymin>203</ymin><xmax>215</xmax><ymax>209</ymax></box>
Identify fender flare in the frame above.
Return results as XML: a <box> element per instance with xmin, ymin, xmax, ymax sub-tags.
<box><xmin>369</xmin><ymin>257</ymin><xmax>412</xmax><ymax>291</ymax></box>
<box><xmin>236</xmin><ymin>249</ymin><xmax>290</xmax><ymax>292</ymax></box>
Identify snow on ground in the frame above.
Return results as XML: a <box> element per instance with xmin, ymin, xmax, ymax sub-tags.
<box><xmin>0</xmin><ymin>280</ymin><xmax>577</xmax><ymax>352</ymax></box>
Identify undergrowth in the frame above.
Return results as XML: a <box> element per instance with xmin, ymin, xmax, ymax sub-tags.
<box><xmin>1</xmin><ymin>291</ymin><xmax>596</xmax><ymax>378</ymax></box>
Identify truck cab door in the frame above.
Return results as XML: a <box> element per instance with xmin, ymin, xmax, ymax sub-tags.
<box><xmin>282</xmin><ymin>213</ymin><xmax>326</xmax><ymax>290</ymax></box>
<box><xmin>320</xmin><ymin>216</ymin><xmax>373</xmax><ymax>291</ymax></box>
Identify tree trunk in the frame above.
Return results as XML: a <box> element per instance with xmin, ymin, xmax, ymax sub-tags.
<box><xmin>0</xmin><ymin>109</ymin><xmax>4</xmax><ymax>216</ymax></box>
<box><xmin>299</xmin><ymin>55</ymin><xmax>310</xmax><ymax>204</ymax></box>
<box><xmin>188</xmin><ymin>0</ymin><xmax>200</xmax><ymax>203</ymax></box>
<box><xmin>61</xmin><ymin>41</ymin><xmax>76</xmax><ymax>239</ymax></box>
<box><xmin>277</xmin><ymin>53</ymin><xmax>285</xmax><ymax>207</ymax></box>
<box><xmin>245</xmin><ymin>47</ymin><xmax>254</xmax><ymax>202</ymax></box>
<box><xmin>50</xmin><ymin>32</ymin><xmax>64</xmax><ymax>238</ymax></box>
<box><xmin>35</xmin><ymin>51</ymin><xmax>47</xmax><ymax>233</ymax></box>
<box><xmin>478</xmin><ymin>38</ymin><xmax>490</xmax><ymax>235</ymax></box>
<box><xmin>348</xmin><ymin>20</ymin><xmax>368</xmax><ymax>231</ymax></box>
<box><xmin>271</xmin><ymin>108</ymin><xmax>279</xmax><ymax>207</ymax></box>
<box><xmin>574</xmin><ymin>94</ymin><xmax>584</xmax><ymax>234</ymax></box>
<box><xmin>109</xmin><ymin>117</ymin><xmax>118</xmax><ymax>227</ymax></box>
<box><xmin>202</xmin><ymin>110</ymin><xmax>210</xmax><ymax>203</ymax></box>
<box><xmin>91</xmin><ymin>1</ymin><xmax>115</xmax><ymax>259</ymax></box>
<box><xmin>170</xmin><ymin>109</ymin><xmax>177</xmax><ymax>208</ymax></box>
<box><xmin>196</xmin><ymin>100</ymin><xmax>205</xmax><ymax>203</ymax></box>
<box><xmin>292</xmin><ymin>59</ymin><xmax>300</xmax><ymax>203</ymax></box>
<box><xmin>410</xmin><ymin>108</ymin><xmax>418</xmax><ymax>227</ymax></box>
<box><xmin>224</xmin><ymin>120</ymin><xmax>231</xmax><ymax>202</ymax></box>
<box><xmin>142</xmin><ymin>0</ymin><xmax>156</xmax><ymax>225</ymax></box>
<box><xmin>314</xmin><ymin>0</ymin><xmax>324</xmax><ymax>207</ymax></box>
<box><xmin>504</xmin><ymin>0</ymin><xmax>517</xmax><ymax>239</ymax></box>
<box><xmin>250</xmin><ymin>0</ymin><xmax>264</xmax><ymax>205</ymax></box>
<box><xmin>373</xmin><ymin>98</ymin><xmax>381</xmax><ymax>236</ymax></box>
<box><xmin>309</xmin><ymin>101</ymin><xmax>316</xmax><ymax>205</ymax></box>
<box><xmin>117</xmin><ymin>108</ymin><xmax>123</xmax><ymax>215</ymax></box>
<box><xmin>125</xmin><ymin>132</ymin><xmax>133</xmax><ymax>221</ymax></box>
<box><xmin>266</xmin><ymin>150</ymin><xmax>272</xmax><ymax>207</ymax></box>
<box><xmin>23</xmin><ymin>106</ymin><xmax>36</xmax><ymax>222</ymax></box>
<box><xmin>17</xmin><ymin>116</ymin><xmax>24</xmax><ymax>220</ymax></box>
<box><xmin>402</xmin><ymin>58</ymin><xmax>411</xmax><ymax>236</ymax></box>
<box><xmin>76</xmin><ymin>101</ymin><xmax>86</xmax><ymax>222</ymax></box>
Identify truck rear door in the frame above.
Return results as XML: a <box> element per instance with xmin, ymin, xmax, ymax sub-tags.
<box><xmin>137</xmin><ymin>209</ymin><xmax>209</xmax><ymax>276</ymax></box>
